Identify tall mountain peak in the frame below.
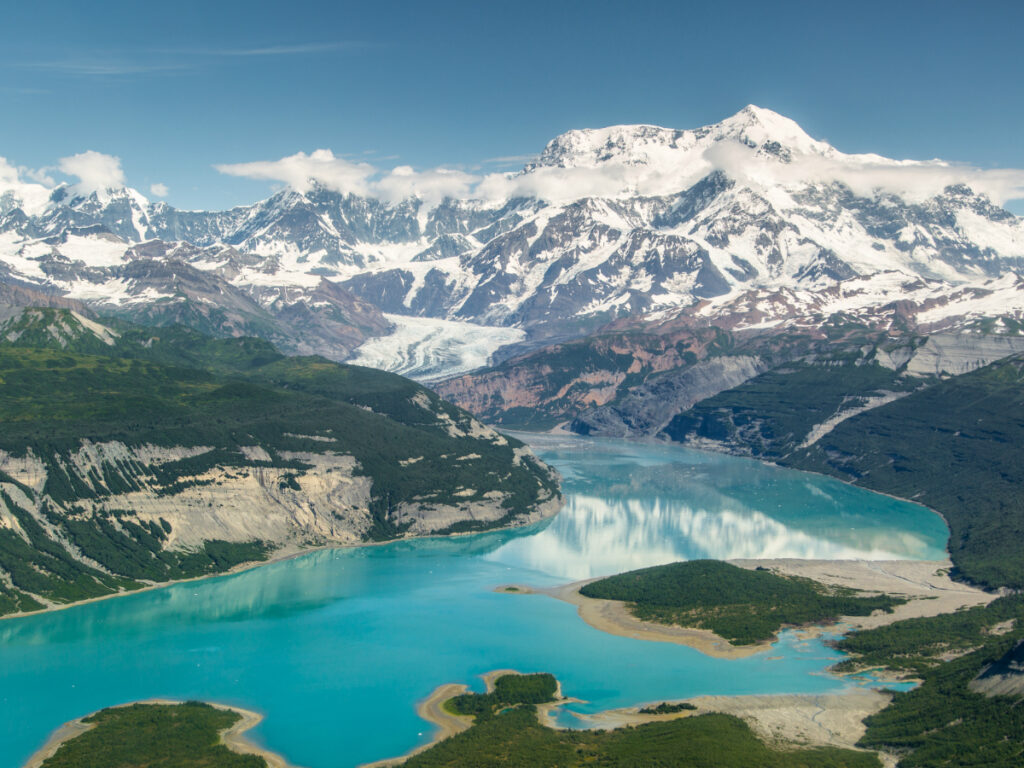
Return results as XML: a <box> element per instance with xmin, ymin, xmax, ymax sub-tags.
<box><xmin>529</xmin><ymin>106</ymin><xmax>833</xmax><ymax>173</ymax></box>
<box><xmin>714</xmin><ymin>104</ymin><xmax>829</xmax><ymax>155</ymax></box>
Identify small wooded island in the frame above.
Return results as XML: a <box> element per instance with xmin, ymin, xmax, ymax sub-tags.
<box><xmin>28</xmin><ymin>702</ymin><xmax>271</xmax><ymax>768</ymax></box>
<box><xmin>579</xmin><ymin>559</ymin><xmax>906</xmax><ymax>645</ymax></box>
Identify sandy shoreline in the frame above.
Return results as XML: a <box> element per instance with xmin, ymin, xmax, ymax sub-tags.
<box><xmin>729</xmin><ymin>558</ymin><xmax>995</xmax><ymax>630</ymax></box>
<box><xmin>570</xmin><ymin>689</ymin><xmax>898</xmax><ymax>765</ymax></box>
<box><xmin>360</xmin><ymin>682</ymin><xmax>473</xmax><ymax>768</ymax></box>
<box><xmin>499</xmin><ymin>557</ymin><xmax>995</xmax><ymax>661</ymax></box>
<box><xmin>500</xmin><ymin>582</ymin><xmax>772</xmax><ymax>659</ymax></box>
<box><xmin>22</xmin><ymin>559</ymin><xmax>984</xmax><ymax>767</ymax></box>
<box><xmin>22</xmin><ymin>699</ymin><xmax>297</xmax><ymax>768</ymax></box>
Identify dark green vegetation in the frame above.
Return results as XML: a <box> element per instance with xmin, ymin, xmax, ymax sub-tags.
<box><xmin>836</xmin><ymin>596</ymin><xmax>1024</xmax><ymax>767</ymax></box>
<box><xmin>836</xmin><ymin>595</ymin><xmax>1024</xmax><ymax>676</ymax></box>
<box><xmin>0</xmin><ymin>494</ymin><xmax>267</xmax><ymax>606</ymax></box>
<box><xmin>0</xmin><ymin>309</ymin><xmax>558</xmax><ymax>616</ymax></box>
<box><xmin>664</xmin><ymin>361</ymin><xmax>918</xmax><ymax>460</ymax></box>
<box><xmin>35</xmin><ymin>689</ymin><xmax>880</xmax><ymax>768</ymax></box>
<box><xmin>637</xmin><ymin>701</ymin><xmax>697</xmax><ymax>715</ymax></box>
<box><xmin>446</xmin><ymin>673</ymin><xmax>558</xmax><ymax>722</ymax></box>
<box><xmin>441</xmin><ymin>317</ymin><xmax>1024</xmax><ymax>766</ymax></box>
<box><xmin>580</xmin><ymin>560</ymin><xmax>904</xmax><ymax>645</ymax></box>
<box><xmin>409</xmin><ymin>695</ymin><xmax>879</xmax><ymax>768</ymax></box>
<box><xmin>40</xmin><ymin>702</ymin><xmax>265</xmax><ymax>768</ymax></box>
<box><xmin>661</xmin><ymin>349</ymin><xmax>1024</xmax><ymax>591</ymax></box>
<box><xmin>786</xmin><ymin>355</ymin><xmax>1024</xmax><ymax>590</ymax></box>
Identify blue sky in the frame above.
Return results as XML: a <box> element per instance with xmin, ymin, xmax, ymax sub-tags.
<box><xmin>1</xmin><ymin>0</ymin><xmax>1022</xmax><ymax>212</ymax></box>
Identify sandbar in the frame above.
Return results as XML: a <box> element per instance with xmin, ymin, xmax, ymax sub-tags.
<box><xmin>498</xmin><ymin>557</ymin><xmax>994</xmax><ymax>660</ymax></box>
<box><xmin>362</xmin><ymin>669</ymin><xmax>898</xmax><ymax>768</ymax></box>
<box><xmin>498</xmin><ymin>580</ymin><xmax>770</xmax><ymax>659</ymax></box>
<box><xmin>572</xmin><ymin>689</ymin><xmax>896</xmax><ymax>765</ymax></box>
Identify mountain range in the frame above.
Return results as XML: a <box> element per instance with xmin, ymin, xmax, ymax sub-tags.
<box><xmin>1</xmin><ymin>105</ymin><xmax>1021</xmax><ymax>381</ymax></box>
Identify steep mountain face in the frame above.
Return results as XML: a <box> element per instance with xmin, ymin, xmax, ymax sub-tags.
<box><xmin>1</xmin><ymin>106</ymin><xmax>1021</xmax><ymax>377</ymax></box>
<box><xmin>336</xmin><ymin>108</ymin><xmax>1023</xmax><ymax>339</ymax></box>
<box><xmin>0</xmin><ymin>309</ymin><xmax>562</xmax><ymax>617</ymax></box>
<box><xmin>435</xmin><ymin>294</ymin><xmax>1024</xmax><ymax>433</ymax></box>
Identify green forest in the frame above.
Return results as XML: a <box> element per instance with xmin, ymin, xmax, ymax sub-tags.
<box><xmin>445</xmin><ymin>673</ymin><xmax>558</xmax><ymax>721</ymax></box>
<box><xmin>788</xmin><ymin>354</ymin><xmax>1024</xmax><ymax>590</ymax></box>
<box><xmin>407</xmin><ymin>691</ymin><xmax>880</xmax><ymax>768</ymax></box>
<box><xmin>40</xmin><ymin>702</ymin><xmax>266</xmax><ymax>768</ymax></box>
<box><xmin>38</xmin><ymin>691</ymin><xmax>881</xmax><ymax>768</ymax></box>
<box><xmin>580</xmin><ymin>559</ymin><xmax>904</xmax><ymax>644</ymax></box>
<box><xmin>666</xmin><ymin>350</ymin><xmax>1024</xmax><ymax>591</ymax></box>
<box><xmin>837</xmin><ymin>596</ymin><xmax>1024</xmax><ymax>767</ymax></box>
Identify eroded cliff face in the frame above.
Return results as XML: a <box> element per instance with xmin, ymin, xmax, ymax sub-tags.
<box><xmin>903</xmin><ymin>333</ymin><xmax>1024</xmax><ymax>377</ymax></box>
<box><xmin>571</xmin><ymin>356</ymin><xmax>768</xmax><ymax>438</ymax></box>
<box><xmin>0</xmin><ymin>443</ymin><xmax>560</xmax><ymax>553</ymax></box>
<box><xmin>434</xmin><ymin>327</ymin><xmax>727</xmax><ymax>428</ymax></box>
<box><xmin>970</xmin><ymin>640</ymin><xmax>1024</xmax><ymax>698</ymax></box>
<box><xmin>0</xmin><ymin>436</ymin><xmax>562</xmax><ymax>615</ymax></box>
<box><xmin>437</xmin><ymin>312</ymin><xmax>1024</xmax><ymax>446</ymax></box>
<box><xmin>0</xmin><ymin>308</ymin><xmax>570</xmax><ymax>619</ymax></box>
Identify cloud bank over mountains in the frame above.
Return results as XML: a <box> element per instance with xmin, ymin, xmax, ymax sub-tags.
<box><xmin>0</xmin><ymin>152</ymin><xmax>167</xmax><ymax>211</ymax></box>
<box><xmin>214</xmin><ymin>131</ymin><xmax>1024</xmax><ymax>208</ymax></box>
<box><xmin>3</xmin><ymin>107</ymin><xmax>1024</xmax><ymax>211</ymax></box>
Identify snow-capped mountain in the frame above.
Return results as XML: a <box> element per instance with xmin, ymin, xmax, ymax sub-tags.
<box><xmin>0</xmin><ymin>105</ymin><xmax>1022</xmax><ymax>374</ymax></box>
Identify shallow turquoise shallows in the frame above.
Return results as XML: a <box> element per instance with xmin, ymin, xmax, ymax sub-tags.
<box><xmin>1</xmin><ymin>435</ymin><xmax>948</xmax><ymax>768</ymax></box>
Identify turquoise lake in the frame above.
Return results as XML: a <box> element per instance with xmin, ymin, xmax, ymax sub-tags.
<box><xmin>1</xmin><ymin>434</ymin><xmax>949</xmax><ymax>767</ymax></box>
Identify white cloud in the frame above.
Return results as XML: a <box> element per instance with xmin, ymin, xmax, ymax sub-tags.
<box><xmin>703</xmin><ymin>141</ymin><xmax>1024</xmax><ymax>206</ymax></box>
<box><xmin>0</xmin><ymin>156</ymin><xmax>20</xmax><ymax>188</ymax></box>
<box><xmin>374</xmin><ymin>165</ymin><xmax>477</xmax><ymax>207</ymax></box>
<box><xmin>191</xmin><ymin>41</ymin><xmax>367</xmax><ymax>57</ymax></box>
<box><xmin>0</xmin><ymin>157</ymin><xmax>54</xmax><ymax>190</ymax></box>
<box><xmin>216</xmin><ymin>151</ymin><xmax>477</xmax><ymax>208</ymax></box>
<box><xmin>149</xmin><ymin>182</ymin><xmax>169</xmax><ymax>197</ymax></box>
<box><xmin>58</xmin><ymin>151</ymin><xmax>126</xmax><ymax>195</ymax></box>
<box><xmin>22</xmin><ymin>166</ymin><xmax>56</xmax><ymax>186</ymax></box>
<box><xmin>215</xmin><ymin>149</ymin><xmax>375</xmax><ymax>197</ymax></box>
<box><xmin>0</xmin><ymin>157</ymin><xmax>55</xmax><ymax>215</ymax></box>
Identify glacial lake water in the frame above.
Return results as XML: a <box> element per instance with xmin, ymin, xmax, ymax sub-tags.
<box><xmin>1</xmin><ymin>434</ymin><xmax>948</xmax><ymax>768</ymax></box>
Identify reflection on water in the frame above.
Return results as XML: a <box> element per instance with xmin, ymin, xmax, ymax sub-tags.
<box><xmin>0</xmin><ymin>434</ymin><xmax>949</xmax><ymax>768</ymax></box>
<box><xmin>490</xmin><ymin>433</ymin><xmax>948</xmax><ymax>579</ymax></box>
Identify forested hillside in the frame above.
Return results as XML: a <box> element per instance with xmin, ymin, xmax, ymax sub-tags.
<box><xmin>786</xmin><ymin>355</ymin><xmax>1024</xmax><ymax>590</ymax></box>
<box><xmin>0</xmin><ymin>309</ymin><xmax>560</xmax><ymax>617</ymax></box>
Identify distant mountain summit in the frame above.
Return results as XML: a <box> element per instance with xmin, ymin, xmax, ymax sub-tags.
<box><xmin>0</xmin><ymin>107</ymin><xmax>1021</xmax><ymax>373</ymax></box>
<box><xmin>529</xmin><ymin>106</ymin><xmax>833</xmax><ymax>170</ymax></box>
